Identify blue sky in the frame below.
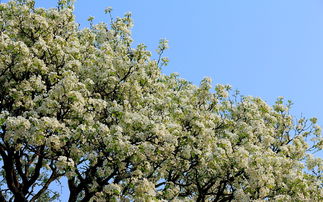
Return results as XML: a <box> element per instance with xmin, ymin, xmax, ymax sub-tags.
<box><xmin>27</xmin><ymin>0</ymin><xmax>323</xmax><ymax>126</ymax></box>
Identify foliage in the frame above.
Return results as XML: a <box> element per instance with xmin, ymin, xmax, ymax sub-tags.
<box><xmin>0</xmin><ymin>0</ymin><xmax>322</xmax><ymax>201</ymax></box>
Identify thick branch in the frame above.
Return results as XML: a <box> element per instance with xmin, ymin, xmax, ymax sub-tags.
<box><xmin>26</xmin><ymin>145</ymin><xmax>45</xmax><ymax>188</ymax></box>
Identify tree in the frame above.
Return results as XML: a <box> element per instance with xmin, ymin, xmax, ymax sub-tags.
<box><xmin>0</xmin><ymin>0</ymin><xmax>322</xmax><ymax>201</ymax></box>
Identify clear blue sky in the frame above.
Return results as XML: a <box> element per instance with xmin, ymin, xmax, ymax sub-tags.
<box><xmin>23</xmin><ymin>0</ymin><xmax>323</xmax><ymax>126</ymax></box>
<box><xmin>3</xmin><ymin>0</ymin><xmax>323</xmax><ymax>199</ymax></box>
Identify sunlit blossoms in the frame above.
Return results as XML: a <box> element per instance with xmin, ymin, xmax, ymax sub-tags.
<box><xmin>0</xmin><ymin>0</ymin><xmax>322</xmax><ymax>201</ymax></box>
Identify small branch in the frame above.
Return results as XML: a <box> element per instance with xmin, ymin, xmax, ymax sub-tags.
<box><xmin>29</xmin><ymin>170</ymin><xmax>60</xmax><ymax>202</ymax></box>
<box><xmin>156</xmin><ymin>49</ymin><xmax>164</xmax><ymax>67</ymax></box>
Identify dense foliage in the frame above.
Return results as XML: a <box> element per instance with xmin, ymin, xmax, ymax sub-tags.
<box><xmin>0</xmin><ymin>0</ymin><xmax>322</xmax><ymax>201</ymax></box>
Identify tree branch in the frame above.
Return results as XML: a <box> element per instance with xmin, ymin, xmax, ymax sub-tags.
<box><xmin>30</xmin><ymin>169</ymin><xmax>60</xmax><ymax>202</ymax></box>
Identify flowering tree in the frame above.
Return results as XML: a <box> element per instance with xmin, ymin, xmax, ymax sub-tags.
<box><xmin>0</xmin><ymin>0</ymin><xmax>322</xmax><ymax>201</ymax></box>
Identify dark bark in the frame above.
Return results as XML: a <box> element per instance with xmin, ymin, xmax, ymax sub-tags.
<box><xmin>196</xmin><ymin>194</ymin><xmax>206</xmax><ymax>202</ymax></box>
<box><xmin>0</xmin><ymin>191</ymin><xmax>6</xmax><ymax>202</ymax></box>
<box><xmin>68</xmin><ymin>178</ymin><xmax>81</xmax><ymax>202</ymax></box>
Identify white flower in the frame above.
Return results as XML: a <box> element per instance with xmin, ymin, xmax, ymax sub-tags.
<box><xmin>104</xmin><ymin>7</ymin><xmax>112</xmax><ymax>14</ymax></box>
